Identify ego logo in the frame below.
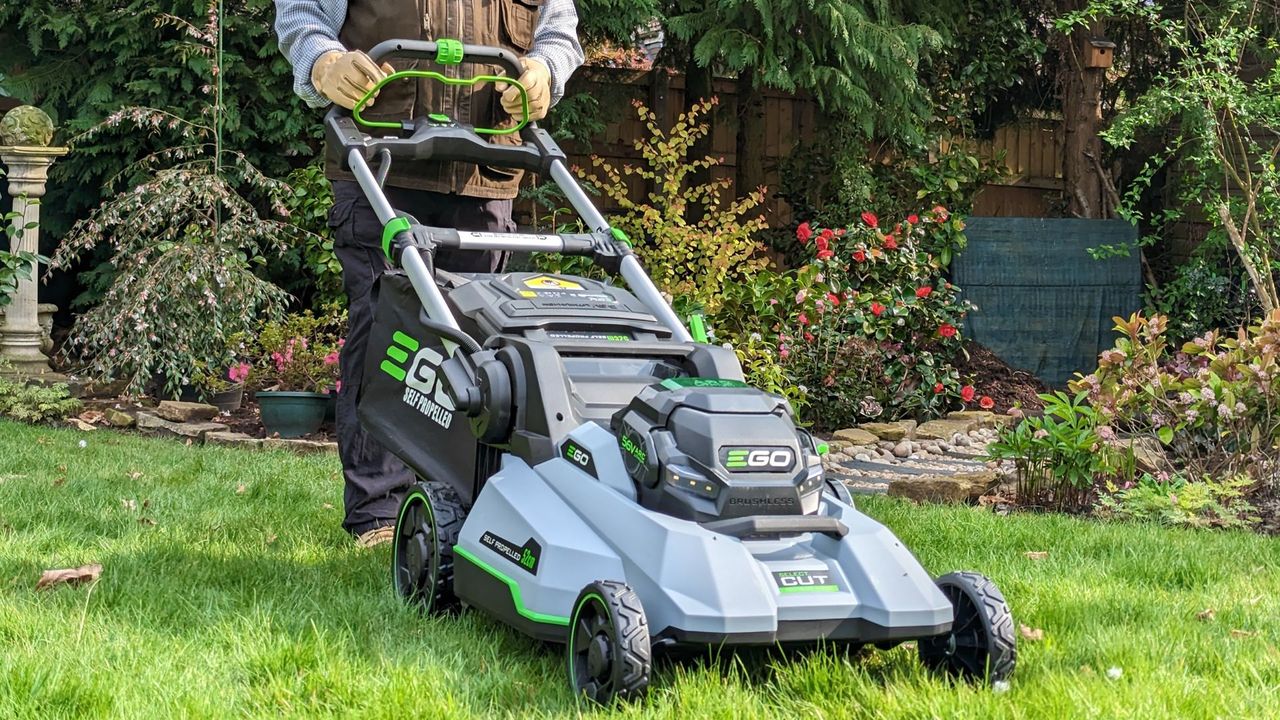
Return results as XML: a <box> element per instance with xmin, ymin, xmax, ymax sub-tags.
<box><xmin>561</xmin><ymin>441</ymin><xmax>597</xmax><ymax>478</ymax></box>
<box><xmin>721</xmin><ymin>447</ymin><xmax>795</xmax><ymax>472</ymax></box>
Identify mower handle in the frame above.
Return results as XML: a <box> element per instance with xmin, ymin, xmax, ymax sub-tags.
<box><xmin>366</xmin><ymin>39</ymin><xmax>524</xmax><ymax>80</ymax></box>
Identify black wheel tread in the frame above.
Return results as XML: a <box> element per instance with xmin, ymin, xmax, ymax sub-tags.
<box><xmin>569</xmin><ymin>579</ymin><xmax>651</xmax><ymax>704</ymax></box>
<box><xmin>394</xmin><ymin>480</ymin><xmax>466</xmax><ymax>614</ymax></box>
<box><xmin>920</xmin><ymin>571</ymin><xmax>1017</xmax><ymax>683</ymax></box>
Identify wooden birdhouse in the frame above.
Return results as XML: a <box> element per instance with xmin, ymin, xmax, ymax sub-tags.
<box><xmin>1086</xmin><ymin>38</ymin><xmax>1116</xmax><ymax>69</ymax></box>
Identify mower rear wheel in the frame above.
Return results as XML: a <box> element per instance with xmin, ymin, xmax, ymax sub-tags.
<box><xmin>392</xmin><ymin>481</ymin><xmax>466</xmax><ymax>614</ymax></box>
<box><xmin>918</xmin><ymin>571</ymin><xmax>1016</xmax><ymax>683</ymax></box>
<box><xmin>568</xmin><ymin>580</ymin><xmax>650</xmax><ymax>705</ymax></box>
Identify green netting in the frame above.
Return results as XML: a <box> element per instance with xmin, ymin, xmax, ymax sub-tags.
<box><xmin>952</xmin><ymin>218</ymin><xmax>1141</xmax><ymax>386</ymax></box>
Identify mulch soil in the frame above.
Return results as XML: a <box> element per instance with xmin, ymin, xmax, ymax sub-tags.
<box><xmin>955</xmin><ymin>341</ymin><xmax>1048</xmax><ymax>414</ymax></box>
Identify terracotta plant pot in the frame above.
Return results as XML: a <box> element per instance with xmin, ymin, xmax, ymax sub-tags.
<box><xmin>256</xmin><ymin>390</ymin><xmax>329</xmax><ymax>438</ymax></box>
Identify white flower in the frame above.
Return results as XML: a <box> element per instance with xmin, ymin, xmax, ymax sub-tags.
<box><xmin>1106</xmin><ymin>667</ymin><xmax>1123</xmax><ymax>681</ymax></box>
<box><xmin>749</xmin><ymin>332</ymin><xmax>762</xmax><ymax>342</ymax></box>
<box><xmin>992</xmin><ymin>680</ymin><xmax>1011</xmax><ymax>694</ymax></box>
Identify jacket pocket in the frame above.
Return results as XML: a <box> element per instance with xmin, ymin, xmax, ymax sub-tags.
<box><xmin>499</xmin><ymin>0</ymin><xmax>542</xmax><ymax>52</ymax></box>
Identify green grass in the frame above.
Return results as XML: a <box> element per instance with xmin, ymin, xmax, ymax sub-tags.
<box><xmin>1</xmin><ymin>420</ymin><xmax>1279</xmax><ymax>719</ymax></box>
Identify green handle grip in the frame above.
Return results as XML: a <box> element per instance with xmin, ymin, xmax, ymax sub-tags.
<box><xmin>352</xmin><ymin>70</ymin><xmax>529</xmax><ymax>136</ymax></box>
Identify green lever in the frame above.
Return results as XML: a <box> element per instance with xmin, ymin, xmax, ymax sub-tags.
<box><xmin>352</xmin><ymin>70</ymin><xmax>530</xmax><ymax>136</ymax></box>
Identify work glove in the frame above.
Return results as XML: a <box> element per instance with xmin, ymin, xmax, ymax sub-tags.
<box><xmin>499</xmin><ymin>56</ymin><xmax>552</xmax><ymax>121</ymax></box>
<box><xmin>311</xmin><ymin>50</ymin><xmax>395</xmax><ymax>110</ymax></box>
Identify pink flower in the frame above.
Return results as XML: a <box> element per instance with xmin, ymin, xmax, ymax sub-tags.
<box><xmin>826</xmin><ymin>293</ymin><xmax>840</xmax><ymax>307</ymax></box>
<box><xmin>795</xmin><ymin>289</ymin><xmax>808</xmax><ymax>304</ymax></box>
<box><xmin>804</xmin><ymin>332</ymin><xmax>815</xmax><ymax>342</ymax></box>
<box><xmin>323</xmin><ymin>352</ymin><xmax>340</xmax><ymax>366</ymax></box>
<box><xmin>861</xmin><ymin>211</ymin><xmax>879</xmax><ymax>228</ymax></box>
<box><xmin>979</xmin><ymin>396</ymin><xmax>995</xmax><ymax>410</ymax></box>
<box><xmin>797</xmin><ymin>313</ymin><xmax>810</xmax><ymax>326</ymax></box>
<box><xmin>779</xmin><ymin>345</ymin><xmax>790</xmax><ymax>359</ymax></box>
<box><xmin>335</xmin><ymin>380</ymin><xmax>343</xmax><ymax>393</ymax></box>
<box><xmin>932</xmin><ymin>205</ymin><xmax>950</xmax><ymax>222</ymax></box>
<box><xmin>227</xmin><ymin>362</ymin><xmax>251</xmax><ymax>384</ymax></box>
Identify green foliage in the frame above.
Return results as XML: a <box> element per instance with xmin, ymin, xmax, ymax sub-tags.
<box><xmin>583</xmin><ymin>99</ymin><xmax>768</xmax><ymax>315</ymax></box>
<box><xmin>0</xmin><ymin>0</ymin><xmax>321</xmax><ymax>244</ymax></box>
<box><xmin>667</xmin><ymin>1</ymin><xmax>943</xmax><ymax>141</ymax></box>
<box><xmin>1067</xmin><ymin>0</ymin><xmax>1280</xmax><ymax>313</ymax></box>
<box><xmin>1096</xmin><ymin>472</ymin><xmax>1257</xmax><ymax>529</ymax></box>
<box><xmin>715</xmin><ymin>211</ymin><xmax>976</xmax><ymax>429</ymax></box>
<box><xmin>48</xmin><ymin>6</ymin><xmax>307</xmax><ymax>396</ymax></box>
<box><xmin>986</xmin><ymin>391</ymin><xmax>1128</xmax><ymax>511</ymax></box>
<box><xmin>244</xmin><ymin>310</ymin><xmax>345</xmax><ymax>393</ymax></box>
<box><xmin>0</xmin><ymin>177</ymin><xmax>41</xmax><ymax>308</ymax></box>
<box><xmin>0</xmin><ymin>373</ymin><xmax>81</xmax><ymax>424</ymax></box>
<box><xmin>1074</xmin><ymin>311</ymin><xmax>1280</xmax><ymax>486</ymax></box>
<box><xmin>1145</xmin><ymin>254</ymin><xmax>1251</xmax><ymax>343</ymax></box>
<box><xmin>279</xmin><ymin>161</ymin><xmax>344</xmax><ymax>310</ymax></box>
<box><xmin>776</xmin><ymin>130</ymin><xmax>1001</xmax><ymax>264</ymax></box>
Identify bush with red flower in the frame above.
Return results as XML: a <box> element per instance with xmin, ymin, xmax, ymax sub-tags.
<box><xmin>717</xmin><ymin>207</ymin><xmax>978</xmax><ymax>428</ymax></box>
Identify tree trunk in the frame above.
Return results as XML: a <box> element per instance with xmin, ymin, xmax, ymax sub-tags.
<box><xmin>735</xmin><ymin>70</ymin><xmax>767</xmax><ymax>202</ymax></box>
<box><xmin>1059</xmin><ymin>7</ymin><xmax>1106</xmax><ymax>219</ymax></box>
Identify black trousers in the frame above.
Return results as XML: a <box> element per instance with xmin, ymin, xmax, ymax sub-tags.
<box><xmin>330</xmin><ymin>180</ymin><xmax>511</xmax><ymax>534</ymax></box>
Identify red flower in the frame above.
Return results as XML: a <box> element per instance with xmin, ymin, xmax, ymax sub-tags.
<box><xmin>815</xmin><ymin>235</ymin><xmax>830</xmax><ymax>253</ymax></box>
<box><xmin>932</xmin><ymin>205</ymin><xmax>950</xmax><ymax>221</ymax></box>
<box><xmin>934</xmin><ymin>382</ymin><xmax>945</xmax><ymax>394</ymax></box>
<box><xmin>797</xmin><ymin>313</ymin><xmax>810</xmax><ymax>326</ymax></box>
<box><xmin>915</xmin><ymin>286</ymin><xmax>933</xmax><ymax>299</ymax></box>
<box><xmin>804</xmin><ymin>332</ymin><xmax>815</xmax><ymax>342</ymax></box>
<box><xmin>861</xmin><ymin>211</ymin><xmax>879</xmax><ymax>228</ymax></box>
<box><xmin>852</xmin><ymin>249</ymin><xmax>867</xmax><ymax>263</ymax></box>
<box><xmin>979</xmin><ymin>395</ymin><xmax>996</xmax><ymax>410</ymax></box>
<box><xmin>938</xmin><ymin>323</ymin><xmax>957</xmax><ymax>338</ymax></box>
<box><xmin>820</xmin><ymin>228</ymin><xmax>835</xmax><ymax>241</ymax></box>
<box><xmin>870</xmin><ymin>301</ymin><xmax>886</xmax><ymax>317</ymax></box>
<box><xmin>907</xmin><ymin>214</ymin><xmax>920</xmax><ymax>225</ymax></box>
<box><xmin>826</xmin><ymin>292</ymin><xmax>841</xmax><ymax>307</ymax></box>
<box><xmin>960</xmin><ymin>385</ymin><xmax>976</xmax><ymax>403</ymax></box>
<box><xmin>796</xmin><ymin>222</ymin><xmax>813</xmax><ymax>244</ymax></box>
<box><xmin>884</xmin><ymin>235</ymin><xmax>898</xmax><ymax>250</ymax></box>
<box><xmin>817</xmin><ymin>249</ymin><xmax>834</xmax><ymax>261</ymax></box>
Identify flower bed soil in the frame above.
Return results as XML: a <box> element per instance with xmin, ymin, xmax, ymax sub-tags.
<box><xmin>955</xmin><ymin>342</ymin><xmax>1047</xmax><ymax>414</ymax></box>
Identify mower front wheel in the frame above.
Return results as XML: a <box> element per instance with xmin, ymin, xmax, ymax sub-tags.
<box><xmin>392</xmin><ymin>481</ymin><xmax>466</xmax><ymax>614</ymax></box>
<box><xmin>918</xmin><ymin>571</ymin><xmax>1016</xmax><ymax>683</ymax></box>
<box><xmin>568</xmin><ymin>580</ymin><xmax>651</xmax><ymax>705</ymax></box>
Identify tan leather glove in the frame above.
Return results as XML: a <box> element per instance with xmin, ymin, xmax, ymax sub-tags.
<box><xmin>499</xmin><ymin>57</ymin><xmax>552</xmax><ymax>121</ymax></box>
<box><xmin>311</xmin><ymin>50</ymin><xmax>394</xmax><ymax>109</ymax></box>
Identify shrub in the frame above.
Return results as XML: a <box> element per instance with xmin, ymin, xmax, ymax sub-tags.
<box><xmin>49</xmin><ymin>8</ymin><xmax>306</xmax><ymax>396</ymax></box>
<box><xmin>278</xmin><ymin>161</ymin><xmax>344</xmax><ymax>310</ymax></box>
<box><xmin>986</xmin><ymin>391</ymin><xmax>1131</xmax><ymax>511</ymax></box>
<box><xmin>242</xmin><ymin>311</ymin><xmax>344</xmax><ymax>393</ymax></box>
<box><xmin>1096</xmin><ymin>472</ymin><xmax>1257</xmax><ymax>530</ymax></box>
<box><xmin>583</xmin><ymin>98</ymin><xmax>768</xmax><ymax>316</ymax></box>
<box><xmin>0</xmin><ymin>374</ymin><xmax>81</xmax><ymax>424</ymax></box>
<box><xmin>1073</xmin><ymin>311</ymin><xmax>1280</xmax><ymax>486</ymax></box>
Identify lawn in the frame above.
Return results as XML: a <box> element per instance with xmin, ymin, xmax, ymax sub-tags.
<box><xmin>1</xmin><ymin>420</ymin><xmax>1279</xmax><ymax>719</ymax></box>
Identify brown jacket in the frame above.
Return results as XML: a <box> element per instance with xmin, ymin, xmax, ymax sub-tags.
<box><xmin>327</xmin><ymin>0</ymin><xmax>542</xmax><ymax>199</ymax></box>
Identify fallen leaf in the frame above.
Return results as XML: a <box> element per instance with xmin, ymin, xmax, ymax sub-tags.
<box><xmin>52</xmin><ymin>476</ymin><xmax>66</xmax><ymax>487</ymax></box>
<box><xmin>1196</xmin><ymin>608</ymin><xmax>1216</xmax><ymax>622</ymax></box>
<box><xmin>37</xmin><ymin>436</ymin><xmax>49</xmax><ymax>445</ymax></box>
<box><xmin>138</xmin><ymin>517</ymin><xmax>156</xmax><ymax>527</ymax></box>
<box><xmin>1230</xmin><ymin>629</ymin><xmax>1258</xmax><ymax>639</ymax></box>
<box><xmin>265</xmin><ymin>533</ymin><xmax>278</xmax><ymax>545</ymax></box>
<box><xmin>235</xmin><ymin>484</ymin><xmax>247</xmax><ymax>495</ymax></box>
<box><xmin>1019</xmin><ymin>624</ymin><xmax>1044</xmax><ymax>641</ymax></box>
<box><xmin>69</xmin><ymin>418</ymin><xmax>97</xmax><ymax>432</ymax></box>
<box><xmin>77</xmin><ymin>410</ymin><xmax>105</xmax><ymax>424</ymax></box>
<box><xmin>1024</xmin><ymin>551</ymin><xmax>1049</xmax><ymax>561</ymax></box>
<box><xmin>127</xmin><ymin>471</ymin><xmax>143</xmax><ymax>480</ymax></box>
<box><xmin>120</xmin><ymin>498</ymin><xmax>137</xmax><ymax>511</ymax></box>
<box><xmin>36</xmin><ymin>564</ymin><xmax>102</xmax><ymax>590</ymax></box>
<box><xmin>322</xmin><ymin>503</ymin><xmax>334</xmax><ymax>510</ymax></box>
<box><xmin>56</xmin><ymin>464</ymin><xmax>67</xmax><ymax>473</ymax></box>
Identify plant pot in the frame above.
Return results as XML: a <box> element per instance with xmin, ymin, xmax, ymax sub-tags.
<box><xmin>256</xmin><ymin>390</ymin><xmax>329</xmax><ymax>439</ymax></box>
<box><xmin>208</xmin><ymin>384</ymin><xmax>245</xmax><ymax>413</ymax></box>
<box><xmin>324</xmin><ymin>390</ymin><xmax>337</xmax><ymax>423</ymax></box>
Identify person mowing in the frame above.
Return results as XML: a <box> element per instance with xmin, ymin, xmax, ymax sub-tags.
<box><xmin>274</xmin><ymin>0</ymin><xmax>584</xmax><ymax>547</ymax></box>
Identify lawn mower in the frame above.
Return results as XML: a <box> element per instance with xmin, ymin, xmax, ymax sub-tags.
<box><xmin>329</xmin><ymin>39</ymin><xmax>1017</xmax><ymax>704</ymax></box>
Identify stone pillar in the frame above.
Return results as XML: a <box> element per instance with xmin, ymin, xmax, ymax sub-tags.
<box><xmin>1</xmin><ymin>145</ymin><xmax>69</xmax><ymax>375</ymax></box>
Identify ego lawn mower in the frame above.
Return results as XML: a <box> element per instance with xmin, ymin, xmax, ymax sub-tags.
<box><xmin>330</xmin><ymin>39</ymin><xmax>1017</xmax><ymax>704</ymax></box>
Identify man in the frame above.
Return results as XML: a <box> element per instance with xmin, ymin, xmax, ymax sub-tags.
<box><xmin>275</xmin><ymin>0</ymin><xmax>584</xmax><ymax>547</ymax></box>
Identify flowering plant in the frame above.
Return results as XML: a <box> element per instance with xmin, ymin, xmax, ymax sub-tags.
<box><xmin>773</xmin><ymin>209</ymin><xmax>978</xmax><ymax>426</ymax></box>
<box><xmin>246</xmin><ymin>311</ymin><xmax>345</xmax><ymax>393</ymax></box>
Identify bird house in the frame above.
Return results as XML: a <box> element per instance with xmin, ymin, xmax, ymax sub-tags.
<box><xmin>1086</xmin><ymin>38</ymin><xmax>1116</xmax><ymax>69</ymax></box>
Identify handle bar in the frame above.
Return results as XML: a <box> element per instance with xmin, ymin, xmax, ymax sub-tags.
<box><xmin>366</xmin><ymin>39</ymin><xmax>523</xmax><ymax>79</ymax></box>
